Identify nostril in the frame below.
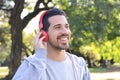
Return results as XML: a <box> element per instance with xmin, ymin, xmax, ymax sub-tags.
<box><xmin>61</xmin><ymin>29</ymin><xmax>69</xmax><ymax>33</ymax></box>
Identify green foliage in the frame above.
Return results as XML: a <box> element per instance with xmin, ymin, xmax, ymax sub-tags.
<box><xmin>64</xmin><ymin>0</ymin><xmax>120</xmax><ymax>63</ymax></box>
<box><xmin>22</xmin><ymin>31</ymin><xmax>35</xmax><ymax>57</ymax></box>
<box><xmin>53</xmin><ymin>0</ymin><xmax>70</xmax><ymax>9</ymax></box>
<box><xmin>0</xmin><ymin>10</ymin><xmax>11</xmax><ymax>63</ymax></box>
<box><xmin>79</xmin><ymin>43</ymin><xmax>101</xmax><ymax>61</ymax></box>
<box><xmin>112</xmin><ymin>37</ymin><xmax>120</xmax><ymax>62</ymax></box>
<box><xmin>99</xmin><ymin>41</ymin><xmax>114</xmax><ymax>60</ymax></box>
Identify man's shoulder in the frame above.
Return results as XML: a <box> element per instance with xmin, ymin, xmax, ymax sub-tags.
<box><xmin>22</xmin><ymin>53</ymin><xmax>46</xmax><ymax>68</ymax></box>
<box><xmin>66</xmin><ymin>52</ymin><xmax>86</xmax><ymax>66</ymax></box>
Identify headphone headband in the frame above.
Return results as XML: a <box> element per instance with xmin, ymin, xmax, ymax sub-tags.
<box><xmin>39</xmin><ymin>10</ymin><xmax>48</xmax><ymax>29</ymax></box>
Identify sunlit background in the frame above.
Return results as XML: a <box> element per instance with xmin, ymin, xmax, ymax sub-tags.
<box><xmin>0</xmin><ymin>0</ymin><xmax>120</xmax><ymax>80</ymax></box>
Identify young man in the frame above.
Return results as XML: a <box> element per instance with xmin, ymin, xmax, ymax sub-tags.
<box><xmin>12</xmin><ymin>8</ymin><xmax>91</xmax><ymax>80</ymax></box>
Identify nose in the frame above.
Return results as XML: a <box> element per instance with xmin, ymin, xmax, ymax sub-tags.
<box><xmin>61</xmin><ymin>28</ymin><xmax>71</xmax><ymax>35</ymax></box>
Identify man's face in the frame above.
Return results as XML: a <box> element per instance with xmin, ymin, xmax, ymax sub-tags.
<box><xmin>47</xmin><ymin>15</ymin><xmax>71</xmax><ymax>50</ymax></box>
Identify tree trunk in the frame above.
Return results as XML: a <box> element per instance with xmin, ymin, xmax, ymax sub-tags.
<box><xmin>87</xmin><ymin>57</ymin><xmax>92</xmax><ymax>68</ymax></box>
<box><xmin>8</xmin><ymin>25</ymin><xmax>22</xmax><ymax>79</ymax></box>
<box><xmin>3</xmin><ymin>18</ymin><xmax>23</xmax><ymax>80</ymax></box>
<box><xmin>3</xmin><ymin>0</ymin><xmax>24</xmax><ymax>80</ymax></box>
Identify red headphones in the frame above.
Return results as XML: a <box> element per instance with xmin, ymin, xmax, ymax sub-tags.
<box><xmin>39</xmin><ymin>10</ymin><xmax>48</xmax><ymax>42</ymax></box>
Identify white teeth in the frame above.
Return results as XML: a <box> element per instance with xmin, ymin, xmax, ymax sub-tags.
<box><xmin>60</xmin><ymin>38</ymin><xmax>67</xmax><ymax>40</ymax></box>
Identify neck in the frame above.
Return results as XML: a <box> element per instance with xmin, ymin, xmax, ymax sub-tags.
<box><xmin>47</xmin><ymin>47</ymin><xmax>66</xmax><ymax>61</ymax></box>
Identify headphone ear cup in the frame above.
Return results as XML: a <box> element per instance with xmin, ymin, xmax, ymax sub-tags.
<box><xmin>39</xmin><ymin>30</ymin><xmax>48</xmax><ymax>42</ymax></box>
<box><xmin>39</xmin><ymin>10</ymin><xmax>48</xmax><ymax>29</ymax></box>
<box><xmin>39</xmin><ymin>11</ymin><xmax>48</xmax><ymax>42</ymax></box>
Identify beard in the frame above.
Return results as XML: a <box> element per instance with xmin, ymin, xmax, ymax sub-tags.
<box><xmin>48</xmin><ymin>34</ymin><xmax>70</xmax><ymax>50</ymax></box>
<box><xmin>48</xmin><ymin>41</ymin><xmax>69</xmax><ymax>50</ymax></box>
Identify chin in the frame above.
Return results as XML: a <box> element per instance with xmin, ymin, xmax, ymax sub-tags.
<box><xmin>59</xmin><ymin>45</ymin><xmax>69</xmax><ymax>50</ymax></box>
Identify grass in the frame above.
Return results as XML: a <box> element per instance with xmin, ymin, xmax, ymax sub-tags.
<box><xmin>89</xmin><ymin>67</ymin><xmax>110</xmax><ymax>73</ymax></box>
<box><xmin>0</xmin><ymin>67</ymin><xmax>9</xmax><ymax>78</ymax></box>
<box><xmin>89</xmin><ymin>63</ymin><xmax>120</xmax><ymax>73</ymax></box>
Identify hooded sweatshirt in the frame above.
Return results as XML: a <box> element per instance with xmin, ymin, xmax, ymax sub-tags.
<box><xmin>12</xmin><ymin>48</ymin><xmax>91</xmax><ymax>80</ymax></box>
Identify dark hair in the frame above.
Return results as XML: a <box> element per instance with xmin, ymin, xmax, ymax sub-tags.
<box><xmin>42</xmin><ymin>8</ymin><xmax>67</xmax><ymax>31</ymax></box>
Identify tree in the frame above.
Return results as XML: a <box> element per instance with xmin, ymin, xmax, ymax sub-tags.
<box><xmin>2</xmin><ymin>0</ymin><xmax>54</xmax><ymax>80</ymax></box>
<box><xmin>65</xmin><ymin>0</ymin><xmax>120</xmax><ymax>67</ymax></box>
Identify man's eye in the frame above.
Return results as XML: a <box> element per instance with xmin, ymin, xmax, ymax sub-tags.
<box><xmin>55</xmin><ymin>25</ymin><xmax>61</xmax><ymax>29</ymax></box>
<box><xmin>56</xmin><ymin>26</ymin><xmax>60</xmax><ymax>28</ymax></box>
<box><xmin>66</xmin><ymin>25</ymin><xmax>70</xmax><ymax>29</ymax></box>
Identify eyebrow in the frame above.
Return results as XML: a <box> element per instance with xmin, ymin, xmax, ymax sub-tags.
<box><xmin>53</xmin><ymin>23</ymin><xmax>69</xmax><ymax>27</ymax></box>
<box><xmin>53</xmin><ymin>24</ymin><xmax>61</xmax><ymax>27</ymax></box>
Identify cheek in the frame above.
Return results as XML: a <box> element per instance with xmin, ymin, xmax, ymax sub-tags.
<box><xmin>48</xmin><ymin>32</ymin><xmax>56</xmax><ymax>41</ymax></box>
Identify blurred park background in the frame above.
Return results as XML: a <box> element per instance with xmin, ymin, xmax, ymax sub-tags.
<box><xmin>0</xmin><ymin>0</ymin><xmax>120</xmax><ymax>80</ymax></box>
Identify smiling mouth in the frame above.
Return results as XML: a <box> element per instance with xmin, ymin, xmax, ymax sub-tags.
<box><xmin>58</xmin><ymin>37</ymin><xmax>69</xmax><ymax>44</ymax></box>
<box><xmin>57</xmin><ymin>34</ymin><xmax>70</xmax><ymax>43</ymax></box>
